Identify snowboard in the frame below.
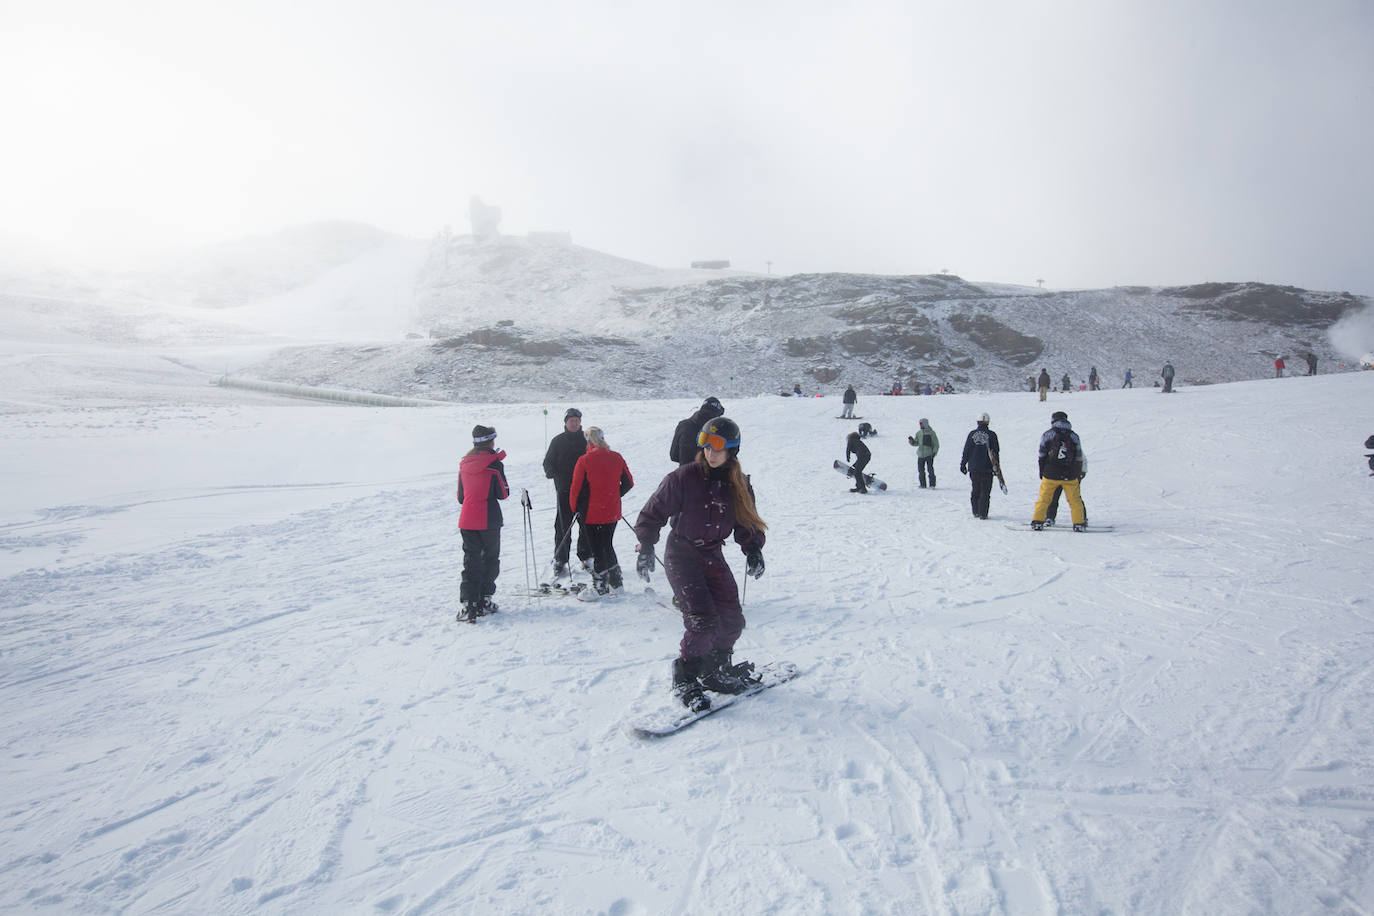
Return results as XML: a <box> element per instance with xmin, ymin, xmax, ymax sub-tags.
<box><xmin>835</xmin><ymin>416</ymin><xmax>864</xmax><ymax>419</ymax></box>
<box><xmin>628</xmin><ymin>661</ymin><xmax>800</xmax><ymax>737</ymax></box>
<box><xmin>1005</xmin><ymin>523</ymin><xmax>1115</xmax><ymax>533</ymax></box>
<box><xmin>833</xmin><ymin>459</ymin><xmax>887</xmax><ymax>491</ymax></box>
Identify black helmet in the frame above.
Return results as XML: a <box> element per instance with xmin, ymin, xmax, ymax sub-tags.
<box><xmin>701</xmin><ymin>396</ymin><xmax>724</xmax><ymax>418</ymax></box>
<box><xmin>697</xmin><ymin>416</ymin><xmax>741</xmax><ymax>453</ymax></box>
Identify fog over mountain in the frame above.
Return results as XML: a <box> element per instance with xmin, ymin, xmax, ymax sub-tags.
<box><xmin>3</xmin><ymin>221</ymin><xmax>1370</xmax><ymax>402</ymax></box>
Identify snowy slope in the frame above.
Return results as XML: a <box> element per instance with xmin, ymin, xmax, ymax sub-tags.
<box><xmin>3</xmin><ymin>342</ymin><xmax>1374</xmax><ymax>913</ymax></box>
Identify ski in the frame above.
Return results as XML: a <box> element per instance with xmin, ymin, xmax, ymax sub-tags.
<box><xmin>628</xmin><ymin>661</ymin><xmax>800</xmax><ymax>737</ymax></box>
<box><xmin>1005</xmin><ymin>523</ymin><xmax>1115</xmax><ymax>533</ymax></box>
<box><xmin>833</xmin><ymin>459</ymin><xmax>887</xmax><ymax>491</ymax></box>
<box><xmin>834</xmin><ymin>416</ymin><xmax>864</xmax><ymax>419</ymax></box>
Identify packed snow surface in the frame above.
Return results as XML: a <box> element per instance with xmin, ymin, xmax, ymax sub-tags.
<box><xmin>3</xmin><ymin>343</ymin><xmax>1374</xmax><ymax>913</ymax></box>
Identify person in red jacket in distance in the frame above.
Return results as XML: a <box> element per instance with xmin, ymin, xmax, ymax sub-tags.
<box><xmin>569</xmin><ymin>427</ymin><xmax>634</xmax><ymax>597</ymax></box>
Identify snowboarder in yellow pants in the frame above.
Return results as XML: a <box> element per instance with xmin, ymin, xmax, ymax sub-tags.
<box><xmin>1030</xmin><ymin>411</ymin><xmax>1088</xmax><ymax>531</ymax></box>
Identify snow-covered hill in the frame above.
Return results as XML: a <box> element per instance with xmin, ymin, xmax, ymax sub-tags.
<box><xmin>2</xmin><ymin>223</ymin><xmax>1370</xmax><ymax>403</ymax></box>
<box><xmin>2</xmin><ymin>336</ymin><xmax>1373</xmax><ymax>912</ymax></box>
<box><xmin>255</xmin><ymin>234</ymin><xmax>1369</xmax><ymax>402</ymax></box>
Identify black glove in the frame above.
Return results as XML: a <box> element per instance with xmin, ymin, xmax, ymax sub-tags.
<box><xmin>907</xmin><ymin>435</ymin><xmax>916</xmax><ymax>446</ymax></box>
<box><xmin>745</xmin><ymin>548</ymin><xmax>765</xmax><ymax>579</ymax></box>
<box><xmin>960</xmin><ymin>464</ymin><xmax>968</xmax><ymax>475</ymax></box>
<box><xmin>636</xmin><ymin>546</ymin><xmax>655</xmax><ymax>580</ymax></box>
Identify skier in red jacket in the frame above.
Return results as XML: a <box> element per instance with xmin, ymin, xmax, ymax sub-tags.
<box><xmin>457</xmin><ymin>425</ymin><xmax>509</xmax><ymax>623</ymax></box>
<box><xmin>569</xmin><ymin>427</ymin><xmax>634</xmax><ymax>596</ymax></box>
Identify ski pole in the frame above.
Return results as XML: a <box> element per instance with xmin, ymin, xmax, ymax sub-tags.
<box><xmin>520</xmin><ymin>489</ymin><xmax>534</xmax><ymax>596</ymax></box>
<box><xmin>544</xmin><ymin>505</ymin><xmax>581</xmax><ymax>582</ymax></box>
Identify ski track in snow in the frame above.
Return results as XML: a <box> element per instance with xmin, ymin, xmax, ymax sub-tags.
<box><xmin>2</xmin><ymin>356</ymin><xmax>1374</xmax><ymax>913</ymax></box>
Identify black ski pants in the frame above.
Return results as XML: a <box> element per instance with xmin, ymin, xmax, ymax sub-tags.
<box><xmin>849</xmin><ymin>454</ymin><xmax>870</xmax><ymax>493</ymax></box>
<box><xmin>917</xmin><ymin>456</ymin><xmax>935</xmax><ymax>488</ymax></box>
<box><xmin>460</xmin><ymin>528</ymin><xmax>501</xmax><ymax>605</ymax></box>
<box><xmin>969</xmin><ymin>472</ymin><xmax>993</xmax><ymax>518</ymax></box>
<box><xmin>552</xmin><ymin>489</ymin><xmax>589</xmax><ymax>566</ymax></box>
<box><xmin>585</xmin><ymin>522</ymin><xmax>623</xmax><ymax>589</ymax></box>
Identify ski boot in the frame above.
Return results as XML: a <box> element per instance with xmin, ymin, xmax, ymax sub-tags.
<box><xmin>481</xmin><ymin>596</ymin><xmax>500</xmax><ymax>615</ymax></box>
<box><xmin>1073</xmin><ymin>523</ymin><xmax>1087</xmax><ymax>532</ymax></box>
<box><xmin>458</xmin><ymin>601</ymin><xmax>481</xmax><ymax>624</ymax></box>
<box><xmin>1030</xmin><ymin>521</ymin><xmax>1044</xmax><ymax>531</ymax></box>
<box><xmin>551</xmin><ymin>561</ymin><xmax>570</xmax><ymax>582</ymax></box>
<box><xmin>672</xmin><ymin>658</ymin><xmax>710</xmax><ymax>712</ymax></box>
<box><xmin>1043</xmin><ymin>517</ymin><xmax>1056</xmax><ymax>528</ymax></box>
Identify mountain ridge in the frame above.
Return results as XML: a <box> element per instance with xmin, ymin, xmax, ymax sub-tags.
<box><xmin>2</xmin><ymin>222</ymin><xmax>1369</xmax><ymax>401</ymax></box>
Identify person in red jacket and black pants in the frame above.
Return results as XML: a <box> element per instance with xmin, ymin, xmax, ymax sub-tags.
<box><xmin>569</xmin><ymin>427</ymin><xmax>634</xmax><ymax>596</ymax></box>
<box><xmin>457</xmin><ymin>425</ymin><xmax>509</xmax><ymax>623</ymax></box>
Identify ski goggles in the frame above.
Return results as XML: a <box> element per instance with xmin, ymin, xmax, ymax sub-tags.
<box><xmin>697</xmin><ymin>430</ymin><xmax>740</xmax><ymax>451</ymax></box>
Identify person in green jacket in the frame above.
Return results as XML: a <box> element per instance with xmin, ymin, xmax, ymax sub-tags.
<box><xmin>907</xmin><ymin>418</ymin><xmax>940</xmax><ymax>488</ymax></box>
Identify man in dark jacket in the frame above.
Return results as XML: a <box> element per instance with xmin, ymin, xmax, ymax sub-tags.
<box><xmin>542</xmin><ymin>407</ymin><xmax>590</xmax><ymax>578</ymax></box>
<box><xmin>1161</xmin><ymin>362</ymin><xmax>1175</xmax><ymax>393</ymax></box>
<box><xmin>1037</xmin><ymin>368</ymin><xmax>1051</xmax><ymax>401</ymax></box>
<box><xmin>670</xmin><ymin>397</ymin><xmax>724</xmax><ymax>465</ymax></box>
<box><xmin>959</xmin><ymin>412</ymin><xmax>1000</xmax><ymax>519</ymax></box>
<box><xmin>845</xmin><ymin>431</ymin><xmax>871</xmax><ymax>493</ymax></box>
<box><xmin>1031</xmin><ymin>410</ymin><xmax>1087</xmax><ymax>531</ymax></box>
<box><xmin>841</xmin><ymin>385</ymin><xmax>858</xmax><ymax>418</ymax></box>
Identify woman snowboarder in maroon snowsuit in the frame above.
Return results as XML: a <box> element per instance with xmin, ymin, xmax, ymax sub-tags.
<box><xmin>634</xmin><ymin>416</ymin><xmax>767</xmax><ymax>712</ymax></box>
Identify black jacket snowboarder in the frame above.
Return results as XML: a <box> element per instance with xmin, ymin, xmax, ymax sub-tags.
<box><xmin>669</xmin><ymin>397</ymin><xmax>724</xmax><ymax>465</ymax></box>
<box><xmin>841</xmin><ymin>385</ymin><xmax>858</xmax><ymax>419</ymax></box>
<box><xmin>959</xmin><ymin>413</ymin><xmax>1001</xmax><ymax>518</ymax></box>
<box><xmin>845</xmin><ymin>432</ymin><xmax>872</xmax><ymax>493</ymax></box>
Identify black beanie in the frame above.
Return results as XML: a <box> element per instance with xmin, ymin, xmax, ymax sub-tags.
<box><xmin>1051</xmin><ymin>411</ymin><xmax>1068</xmax><ymax>422</ymax></box>
<box><xmin>472</xmin><ymin>425</ymin><xmax>497</xmax><ymax>444</ymax></box>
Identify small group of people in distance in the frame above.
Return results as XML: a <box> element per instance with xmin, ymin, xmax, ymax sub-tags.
<box><xmin>1275</xmin><ymin>353</ymin><xmax>1319</xmax><ymax>377</ymax></box>
<box><xmin>840</xmin><ymin>404</ymin><xmax>1088</xmax><ymax>531</ymax></box>
<box><xmin>458</xmin><ymin>397</ymin><xmax>768</xmax><ymax>714</ymax></box>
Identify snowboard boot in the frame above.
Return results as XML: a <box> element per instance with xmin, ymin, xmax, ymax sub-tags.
<box><xmin>672</xmin><ymin>657</ymin><xmax>711</xmax><ymax>712</ymax></box>
<box><xmin>1030</xmin><ymin>521</ymin><xmax>1044</xmax><ymax>531</ymax></box>
<box><xmin>720</xmin><ymin>649</ymin><xmax>761</xmax><ymax>687</ymax></box>
<box><xmin>458</xmin><ymin>601</ymin><xmax>481</xmax><ymax>624</ymax></box>
<box><xmin>698</xmin><ymin>649</ymin><xmax>753</xmax><ymax>694</ymax></box>
<box><xmin>1043</xmin><ymin>517</ymin><xmax>1056</xmax><ymax>528</ymax></box>
<box><xmin>482</xmin><ymin>596</ymin><xmax>500</xmax><ymax>615</ymax></box>
<box><xmin>1073</xmin><ymin>523</ymin><xmax>1087</xmax><ymax>532</ymax></box>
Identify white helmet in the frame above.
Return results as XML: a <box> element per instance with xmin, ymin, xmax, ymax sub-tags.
<box><xmin>979</xmin><ymin>412</ymin><xmax>991</xmax><ymax>423</ymax></box>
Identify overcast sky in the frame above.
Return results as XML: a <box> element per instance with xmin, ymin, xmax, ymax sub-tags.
<box><xmin>2</xmin><ymin>0</ymin><xmax>1371</xmax><ymax>294</ymax></box>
